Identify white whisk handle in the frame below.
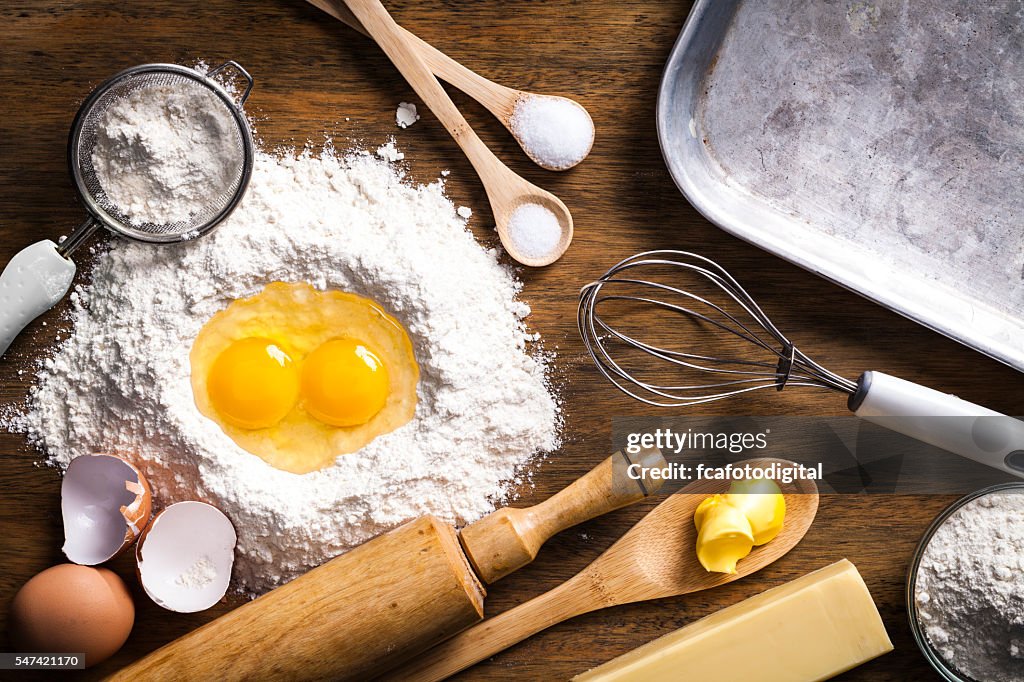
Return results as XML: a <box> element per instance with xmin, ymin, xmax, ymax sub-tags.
<box><xmin>850</xmin><ymin>370</ymin><xmax>1024</xmax><ymax>478</ymax></box>
<box><xmin>0</xmin><ymin>240</ymin><xmax>76</xmax><ymax>357</ymax></box>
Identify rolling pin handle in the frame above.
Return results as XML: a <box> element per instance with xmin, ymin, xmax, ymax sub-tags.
<box><xmin>459</xmin><ymin>447</ymin><xmax>666</xmax><ymax>584</ymax></box>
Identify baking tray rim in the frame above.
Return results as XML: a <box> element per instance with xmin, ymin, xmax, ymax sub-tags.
<box><xmin>656</xmin><ymin>0</ymin><xmax>1024</xmax><ymax>374</ymax></box>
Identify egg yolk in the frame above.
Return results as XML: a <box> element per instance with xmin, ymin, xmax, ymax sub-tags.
<box><xmin>301</xmin><ymin>338</ymin><xmax>389</xmax><ymax>427</ymax></box>
<box><xmin>207</xmin><ymin>337</ymin><xmax>300</xmax><ymax>430</ymax></box>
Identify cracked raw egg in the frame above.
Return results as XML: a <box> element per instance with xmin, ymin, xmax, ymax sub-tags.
<box><xmin>190</xmin><ymin>282</ymin><xmax>418</xmax><ymax>474</ymax></box>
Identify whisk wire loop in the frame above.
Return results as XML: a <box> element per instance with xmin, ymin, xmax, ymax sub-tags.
<box><xmin>578</xmin><ymin>250</ymin><xmax>858</xmax><ymax>407</ymax></box>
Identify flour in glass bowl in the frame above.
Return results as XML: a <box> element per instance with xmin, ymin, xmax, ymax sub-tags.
<box><xmin>5</xmin><ymin>130</ymin><xmax>560</xmax><ymax>593</ymax></box>
<box><xmin>914</xmin><ymin>490</ymin><xmax>1024</xmax><ymax>682</ymax></box>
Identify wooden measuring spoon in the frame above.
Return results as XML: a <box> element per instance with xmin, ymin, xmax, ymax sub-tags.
<box><xmin>386</xmin><ymin>458</ymin><xmax>819</xmax><ymax>681</ymax></box>
<box><xmin>307</xmin><ymin>0</ymin><xmax>594</xmax><ymax>171</ymax></box>
<box><xmin>338</xmin><ymin>0</ymin><xmax>573</xmax><ymax>267</ymax></box>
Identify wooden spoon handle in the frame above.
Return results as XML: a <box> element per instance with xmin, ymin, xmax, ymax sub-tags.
<box><xmin>460</xmin><ymin>447</ymin><xmax>666</xmax><ymax>583</ymax></box>
<box><xmin>308</xmin><ymin>0</ymin><xmax>518</xmax><ymax>118</ymax></box>
<box><xmin>384</xmin><ymin>574</ymin><xmax>597</xmax><ymax>682</ymax></box>
<box><xmin>307</xmin><ymin>0</ymin><xmax>368</xmax><ymax>36</ymax></box>
<box><xmin>341</xmin><ymin>0</ymin><xmax>501</xmax><ymax>183</ymax></box>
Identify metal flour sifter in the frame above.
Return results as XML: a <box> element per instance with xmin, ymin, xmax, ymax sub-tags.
<box><xmin>0</xmin><ymin>61</ymin><xmax>255</xmax><ymax>357</ymax></box>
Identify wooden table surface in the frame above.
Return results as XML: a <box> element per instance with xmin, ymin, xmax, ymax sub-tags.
<box><xmin>1</xmin><ymin>1</ymin><xmax>1021</xmax><ymax>680</ymax></box>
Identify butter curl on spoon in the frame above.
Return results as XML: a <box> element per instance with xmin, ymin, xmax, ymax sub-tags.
<box><xmin>307</xmin><ymin>0</ymin><xmax>595</xmax><ymax>171</ymax></box>
<box><xmin>694</xmin><ymin>478</ymin><xmax>787</xmax><ymax>574</ymax></box>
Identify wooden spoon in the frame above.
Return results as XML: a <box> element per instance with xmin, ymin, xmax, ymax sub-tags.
<box><xmin>385</xmin><ymin>458</ymin><xmax>819</xmax><ymax>681</ymax></box>
<box><xmin>307</xmin><ymin>0</ymin><xmax>595</xmax><ymax>171</ymax></box>
<box><xmin>338</xmin><ymin>0</ymin><xmax>573</xmax><ymax>267</ymax></box>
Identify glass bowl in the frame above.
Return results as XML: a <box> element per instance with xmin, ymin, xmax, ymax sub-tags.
<box><xmin>906</xmin><ymin>482</ymin><xmax>1024</xmax><ymax>682</ymax></box>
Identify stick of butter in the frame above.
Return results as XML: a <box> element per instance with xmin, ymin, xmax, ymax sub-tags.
<box><xmin>573</xmin><ymin>559</ymin><xmax>892</xmax><ymax>682</ymax></box>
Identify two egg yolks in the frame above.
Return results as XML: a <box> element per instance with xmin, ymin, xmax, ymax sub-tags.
<box><xmin>207</xmin><ymin>337</ymin><xmax>389</xmax><ymax>430</ymax></box>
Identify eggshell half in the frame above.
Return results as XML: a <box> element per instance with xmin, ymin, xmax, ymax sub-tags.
<box><xmin>136</xmin><ymin>501</ymin><xmax>236</xmax><ymax>612</ymax></box>
<box><xmin>61</xmin><ymin>454</ymin><xmax>153</xmax><ymax>565</ymax></box>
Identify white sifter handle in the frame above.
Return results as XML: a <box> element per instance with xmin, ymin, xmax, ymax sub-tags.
<box><xmin>850</xmin><ymin>370</ymin><xmax>1024</xmax><ymax>478</ymax></box>
<box><xmin>0</xmin><ymin>240</ymin><xmax>76</xmax><ymax>357</ymax></box>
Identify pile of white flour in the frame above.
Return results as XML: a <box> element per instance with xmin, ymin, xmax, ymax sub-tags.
<box><xmin>7</xmin><ymin>145</ymin><xmax>560</xmax><ymax>594</ymax></box>
<box><xmin>91</xmin><ymin>82</ymin><xmax>239</xmax><ymax>226</ymax></box>
<box><xmin>914</xmin><ymin>491</ymin><xmax>1024</xmax><ymax>681</ymax></box>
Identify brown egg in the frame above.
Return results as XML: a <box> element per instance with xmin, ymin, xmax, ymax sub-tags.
<box><xmin>9</xmin><ymin>564</ymin><xmax>134</xmax><ymax>667</ymax></box>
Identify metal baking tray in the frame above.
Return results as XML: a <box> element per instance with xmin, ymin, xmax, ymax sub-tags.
<box><xmin>658</xmin><ymin>0</ymin><xmax>1024</xmax><ymax>372</ymax></box>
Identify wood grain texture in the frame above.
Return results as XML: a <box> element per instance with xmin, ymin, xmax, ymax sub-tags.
<box><xmin>1</xmin><ymin>1</ymin><xmax>1021</xmax><ymax>680</ymax></box>
<box><xmin>306</xmin><ymin>0</ymin><xmax>525</xmax><ymax>127</ymax></box>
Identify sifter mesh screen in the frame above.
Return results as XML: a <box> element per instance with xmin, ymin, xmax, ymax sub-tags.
<box><xmin>71</xmin><ymin>69</ymin><xmax>249</xmax><ymax>241</ymax></box>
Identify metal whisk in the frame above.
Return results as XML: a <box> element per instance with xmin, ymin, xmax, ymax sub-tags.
<box><xmin>578</xmin><ymin>250</ymin><xmax>857</xmax><ymax>406</ymax></box>
<box><xmin>579</xmin><ymin>250</ymin><xmax>1024</xmax><ymax>477</ymax></box>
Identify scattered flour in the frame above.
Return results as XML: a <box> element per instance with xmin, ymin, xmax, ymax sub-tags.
<box><xmin>6</xmin><ymin>143</ymin><xmax>560</xmax><ymax>595</ymax></box>
<box><xmin>395</xmin><ymin>102</ymin><xmax>420</xmax><ymax>129</ymax></box>
<box><xmin>91</xmin><ymin>82</ymin><xmax>240</xmax><ymax>226</ymax></box>
<box><xmin>914</xmin><ymin>490</ymin><xmax>1024</xmax><ymax>682</ymax></box>
<box><xmin>457</xmin><ymin>206</ymin><xmax>472</xmax><ymax>220</ymax></box>
<box><xmin>375</xmin><ymin>140</ymin><xmax>405</xmax><ymax>162</ymax></box>
<box><xmin>176</xmin><ymin>555</ymin><xmax>218</xmax><ymax>589</ymax></box>
<box><xmin>510</xmin><ymin>95</ymin><xmax>594</xmax><ymax>170</ymax></box>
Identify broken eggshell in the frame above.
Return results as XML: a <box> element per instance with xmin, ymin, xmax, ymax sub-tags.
<box><xmin>136</xmin><ymin>501</ymin><xmax>236</xmax><ymax>613</ymax></box>
<box><xmin>61</xmin><ymin>453</ymin><xmax>153</xmax><ymax>565</ymax></box>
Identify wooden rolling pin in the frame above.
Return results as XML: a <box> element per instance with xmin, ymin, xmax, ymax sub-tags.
<box><xmin>108</xmin><ymin>447</ymin><xmax>665</xmax><ymax>681</ymax></box>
